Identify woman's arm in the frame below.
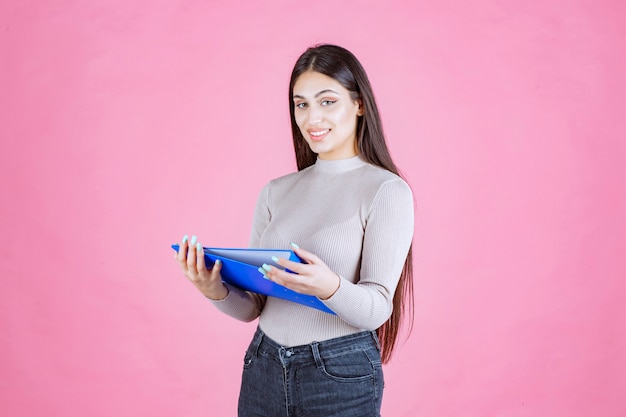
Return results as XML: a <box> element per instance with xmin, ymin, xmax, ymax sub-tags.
<box><xmin>322</xmin><ymin>179</ymin><xmax>414</xmax><ymax>329</ymax></box>
<box><xmin>265</xmin><ymin>178</ymin><xmax>414</xmax><ymax>330</ymax></box>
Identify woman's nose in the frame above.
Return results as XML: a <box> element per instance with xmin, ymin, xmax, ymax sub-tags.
<box><xmin>307</xmin><ymin>107</ymin><xmax>323</xmax><ymax>125</ymax></box>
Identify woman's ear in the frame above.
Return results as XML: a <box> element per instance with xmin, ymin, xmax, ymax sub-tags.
<box><xmin>356</xmin><ymin>99</ymin><xmax>364</xmax><ymax>116</ymax></box>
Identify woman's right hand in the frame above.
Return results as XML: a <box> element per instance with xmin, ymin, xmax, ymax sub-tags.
<box><xmin>175</xmin><ymin>235</ymin><xmax>228</xmax><ymax>300</ymax></box>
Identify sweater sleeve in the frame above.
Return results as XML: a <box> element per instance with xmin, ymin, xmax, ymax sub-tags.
<box><xmin>208</xmin><ymin>184</ymin><xmax>270</xmax><ymax>321</ymax></box>
<box><xmin>321</xmin><ymin>178</ymin><xmax>414</xmax><ymax>330</ymax></box>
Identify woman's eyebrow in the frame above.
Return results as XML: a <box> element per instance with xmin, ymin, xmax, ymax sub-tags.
<box><xmin>293</xmin><ymin>89</ymin><xmax>340</xmax><ymax>100</ymax></box>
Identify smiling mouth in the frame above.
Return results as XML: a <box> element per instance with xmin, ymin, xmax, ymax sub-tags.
<box><xmin>309</xmin><ymin>129</ymin><xmax>330</xmax><ymax>140</ymax></box>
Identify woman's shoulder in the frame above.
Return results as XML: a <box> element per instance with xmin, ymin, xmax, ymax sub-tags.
<box><xmin>358</xmin><ymin>165</ymin><xmax>414</xmax><ymax>215</ymax></box>
<box><xmin>360</xmin><ymin>163</ymin><xmax>411</xmax><ymax>189</ymax></box>
<box><xmin>262</xmin><ymin>165</ymin><xmax>314</xmax><ymax>189</ymax></box>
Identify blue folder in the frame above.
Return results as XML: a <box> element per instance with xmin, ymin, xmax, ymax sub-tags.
<box><xmin>171</xmin><ymin>244</ymin><xmax>335</xmax><ymax>314</ymax></box>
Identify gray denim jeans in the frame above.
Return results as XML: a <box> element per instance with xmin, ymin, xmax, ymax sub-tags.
<box><xmin>238</xmin><ymin>326</ymin><xmax>384</xmax><ymax>417</ymax></box>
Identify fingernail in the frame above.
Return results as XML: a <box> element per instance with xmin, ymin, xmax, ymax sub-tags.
<box><xmin>183</xmin><ymin>235</ymin><xmax>189</xmax><ymax>243</ymax></box>
<box><xmin>215</xmin><ymin>259</ymin><xmax>221</xmax><ymax>266</ymax></box>
<box><xmin>262</xmin><ymin>263</ymin><xmax>272</xmax><ymax>272</ymax></box>
<box><xmin>271</xmin><ymin>256</ymin><xmax>280</xmax><ymax>263</ymax></box>
<box><xmin>257</xmin><ymin>266</ymin><xmax>267</xmax><ymax>277</ymax></box>
<box><xmin>290</xmin><ymin>242</ymin><xmax>299</xmax><ymax>249</ymax></box>
<box><xmin>196</xmin><ymin>243</ymin><xmax>202</xmax><ymax>251</ymax></box>
<box><xmin>191</xmin><ymin>235</ymin><xmax>197</xmax><ymax>245</ymax></box>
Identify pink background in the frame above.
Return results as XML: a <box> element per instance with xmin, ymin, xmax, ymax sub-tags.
<box><xmin>1</xmin><ymin>0</ymin><xmax>625</xmax><ymax>416</ymax></box>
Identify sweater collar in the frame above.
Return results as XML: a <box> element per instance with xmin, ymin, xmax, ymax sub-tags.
<box><xmin>313</xmin><ymin>155</ymin><xmax>368</xmax><ymax>173</ymax></box>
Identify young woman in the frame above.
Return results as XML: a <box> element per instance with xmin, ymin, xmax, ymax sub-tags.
<box><xmin>176</xmin><ymin>44</ymin><xmax>414</xmax><ymax>417</ymax></box>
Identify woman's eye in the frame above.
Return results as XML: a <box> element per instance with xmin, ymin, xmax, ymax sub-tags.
<box><xmin>321</xmin><ymin>100</ymin><xmax>336</xmax><ymax>106</ymax></box>
<box><xmin>295</xmin><ymin>102</ymin><xmax>307</xmax><ymax>109</ymax></box>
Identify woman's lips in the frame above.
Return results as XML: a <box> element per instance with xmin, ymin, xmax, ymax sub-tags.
<box><xmin>308</xmin><ymin>129</ymin><xmax>330</xmax><ymax>141</ymax></box>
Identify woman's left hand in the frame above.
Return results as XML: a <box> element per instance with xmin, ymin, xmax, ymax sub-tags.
<box><xmin>263</xmin><ymin>245</ymin><xmax>341</xmax><ymax>300</ymax></box>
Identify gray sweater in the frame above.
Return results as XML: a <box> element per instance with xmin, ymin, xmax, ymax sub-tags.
<box><xmin>212</xmin><ymin>155</ymin><xmax>414</xmax><ymax>347</ymax></box>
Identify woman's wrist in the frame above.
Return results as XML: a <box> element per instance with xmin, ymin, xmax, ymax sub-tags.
<box><xmin>204</xmin><ymin>284</ymin><xmax>229</xmax><ymax>301</ymax></box>
<box><xmin>319</xmin><ymin>273</ymin><xmax>341</xmax><ymax>300</ymax></box>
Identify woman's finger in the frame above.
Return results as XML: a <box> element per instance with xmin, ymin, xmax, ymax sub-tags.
<box><xmin>186</xmin><ymin>235</ymin><xmax>198</xmax><ymax>272</ymax></box>
<box><xmin>272</xmin><ymin>256</ymin><xmax>307</xmax><ymax>275</ymax></box>
<box><xmin>264</xmin><ymin>265</ymin><xmax>297</xmax><ymax>287</ymax></box>
<box><xmin>177</xmin><ymin>235</ymin><xmax>189</xmax><ymax>272</ymax></box>
<box><xmin>290</xmin><ymin>244</ymin><xmax>321</xmax><ymax>265</ymax></box>
<box><xmin>210</xmin><ymin>259</ymin><xmax>222</xmax><ymax>280</ymax></box>
<box><xmin>177</xmin><ymin>235</ymin><xmax>189</xmax><ymax>260</ymax></box>
<box><xmin>196</xmin><ymin>242</ymin><xmax>208</xmax><ymax>273</ymax></box>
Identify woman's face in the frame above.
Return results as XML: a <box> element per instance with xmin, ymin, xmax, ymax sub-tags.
<box><xmin>292</xmin><ymin>71</ymin><xmax>363</xmax><ymax>160</ymax></box>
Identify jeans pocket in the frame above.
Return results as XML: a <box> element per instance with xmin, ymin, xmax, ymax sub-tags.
<box><xmin>317</xmin><ymin>350</ymin><xmax>375</xmax><ymax>382</ymax></box>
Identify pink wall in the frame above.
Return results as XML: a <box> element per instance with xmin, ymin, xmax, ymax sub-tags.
<box><xmin>1</xmin><ymin>1</ymin><xmax>625</xmax><ymax>416</ymax></box>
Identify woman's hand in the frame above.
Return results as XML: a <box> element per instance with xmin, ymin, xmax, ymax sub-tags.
<box><xmin>175</xmin><ymin>235</ymin><xmax>228</xmax><ymax>300</ymax></box>
<box><xmin>262</xmin><ymin>244</ymin><xmax>341</xmax><ymax>300</ymax></box>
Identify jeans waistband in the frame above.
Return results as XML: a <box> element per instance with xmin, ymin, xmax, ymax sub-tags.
<box><xmin>248</xmin><ymin>326</ymin><xmax>381</xmax><ymax>366</ymax></box>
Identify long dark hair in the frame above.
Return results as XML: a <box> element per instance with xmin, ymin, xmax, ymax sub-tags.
<box><xmin>288</xmin><ymin>44</ymin><xmax>414</xmax><ymax>363</ymax></box>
